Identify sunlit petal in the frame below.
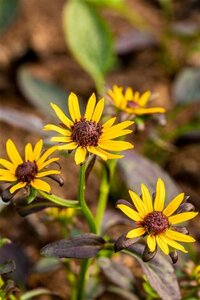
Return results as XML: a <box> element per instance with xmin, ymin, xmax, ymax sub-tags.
<box><xmin>25</xmin><ymin>143</ymin><xmax>33</xmax><ymax>161</ymax></box>
<box><xmin>147</xmin><ymin>235</ymin><xmax>156</xmax><ymax>252</ymax></box>
<box><xmin>116</xmin><ymin>203</ymin><xmax>143</xmax><ymax>221</ymax></box>
<box><xmin>163</xmin><ymin>193</ymin><xmax>185</xmax><ymax>217</ymax></box>
<box><xmin>126</xmin><ymin>227</ymin><xmax>145</xmax><ymax>239</ymax></box>
<box><xmin>165</xmin><ymin>229</ymin><xmax>195</xmax><ymax>243</ymax></box>
<box><xmin>31</xmin><ymin>179</ymin><xmax>51</xmax><ymax>193</ymax></box>
<box><xmin>141</xmin><ymin>183</ymin><xmax>153</xmax><ymax>213</ymax></box>
<box><xmin>92</xmin><ymin>98</ymin><xmax>104</xmax><ymax>123</ymax></box>
<box><xmin>169</xmin><ymin>212</ymin><xmax>198</xmax><ymax>225</ymax></box>
<box><xmin>10</xmin><ymin>182</ymin><xmax>26</xmax><ymax>193</ymax></box>
<box><xmin>6</xmin><ymin>139</ymin><xmax>23</xmax><ymax>165</ymax></box>
<box><xmin>84</xmin><ymin>93</ymin><xmax>96</xmax><ymax>120</ymax></box>
<box><xmin>99</xmin><ymin>140</ymin><xmax>133</xmax><ymax>151</ymax></box>
<box><xmin>154</xmin><ymin>178</ymin><xmax>165</xmax><ymax>211</ymax></box>
<box><xmin>129</xmin><ymin>190</ymin><xmax>147</xmax><ymax>217</ymax></box>
<box><xmin>68</xmin><ymin>92</ymin><xmax>81</xmax><ymax>121</ymax></box>
<box><xmin>33</xmin><ymin>140</ymin><xmax>43</xmax><ymax>161</ymax></box>
<box><xmin>156</xmin><ymin>235</ymin><xmax>169</xmax><ymax>255</ymax></box>
<box><xmin>74</xmin><ymin>147</ymin><xmax>87</xmax><ymax>165</ymax></box>
<box><xmin>50</xmin><ymin>103</ymin><xmax>73</xmax><ymax>128</ymax></box>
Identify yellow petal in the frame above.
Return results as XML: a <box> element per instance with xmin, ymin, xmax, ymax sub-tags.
<box><xmin>102</xmin><ymin>117</ymin><xmax>116</xmax><ymax>129</ymax></box>
<box><xmin>102</xmin><ymin>120</ymin><xmax>134</xmax><ymax>133</ymax></box>
<box><xmin>0</xmin><ymin>174</ymin><xmax>17</xmax><ymax>182</ymax></box>
<box><xmin>125</xmin><ymin>87</ymin><xmax>134</xmax><ymax>100</ymax></box>
<box><xmin>138</xmin><ymin>91</ymin><xmax>151</xmax><ymax>106</ymax></box>
<box><xmin>169</xmin><ymin>212</ymin><xmax>198</xmax><ymax>225</ymax></box>
<box><xmin>74</xmin><ymin>147</ymin><xmax>87</xmax><ymax>165</ymax></box>
<box><xmin>156</xmin><ymin>235</ymin><xmax>169</xmax><ymax>255</ymax></box>
<box><xmin>154</xmin><ymin>178</ymin><xmax>165</xmax><ymax>211</ymax></box>
<box><xmin>37</xmin><ymin>146</ymin><xmax>58</xmax><ymax>167</ymax></box>
<box><xmin>31</xmin><ymin>179</ymin><xmax>51</xmax><ymax>193</ymax></box>
<box><xmin>58</xmin><ymin>143</ymin><xmax>77</xmax><ymax>151</ymax></box>
<box><xmin>92</xmin><ymin>98</ymin><xmax>104</xmax><ymax>123</ymax></box>
<box><xmin>0</xmin><ymin>169</ymin><xmax>15</xmax><ymax>176</ymax></box>
<box><xmin>68</xmin><ymin>92</ymin><xmax>81</xmax><ymax>122</ymax></box>
<box><xmin>99</xmin><ymin>140</ymin><xmax>133</xmax><ymax>151</ymax></box>
<box><xmin>36</xmin><ymin>170</ymin><xmax>60</xmax><ymax>178</ymax></box>
<box><xmin>33</xmin><ymin>140</ymin><xmax>43</xmax><ymax>161</ymax></box>
<box><xmin>38</xmin><ymin>157</ymin><xmax>59</xmax><ymax>170</ymax></box>
<box><xmin>25</xmin><ymin>143</ymin><xmax>33</xmax><ymax>161</ymax></box>
<box><xmin>126</xmin><ymin>107</ymin><xmax>166</xmax><ymax>115</ymax></box>
<box><xmin>10</xmin><ymin>182</ymin><xmax>26</xmax><ymax>193</ymax></box>
<box><xmin>165</xmin><ymin>229</ymin><xmax>195</xmax><ymax>243</ymax></box>
<box><xmin>147</xmin><ymin>235</ymin><xmax>156</xmax><ymax>252</ymax></box>
<box><xmin>141</xmin><ymin>183</ymin><xmax>153</xmax><ymax>213</ymax></box>
<box><xmin>96</xmin><ymin>148</ymin><xmax>123</xmax><ymax>159</ymax></box>
<box><xmin>163</xmin><ymin>236</ymin><xmax>188</xmax><ymax>253</ymax></box>
<box><xmin>0</xmin><ymin>159</ymin><xmax>15</xmax><ymax>170</ymax></box>
<box><xmin>116</xmin><ymin>204</ymin><xmax>143</xmax><ymax>221</ymax></box>
<box><xmin>51</xmin><ymin>136</ymin><xmax>72</xmax><ymax>143</ymax></box>
<box><xmin>84</xmin><ymin>93</ymin><xmax>96</xmax><ymax>120</ymax></box>
<box><xmin>44</xmin><ymin>124</ymin><xmax>71</xmax><ymax>136</ymax></box>
<box><xmin>126</xmin><ymin>227</ymin><xmax>145</xmax><ymax>238</ymax></box>
<box><xmin>163</xmin><ymin>193</ymin><xmax>185</xmax><ymax>217</ymax></box>
<box><xmin>129</xmin><ymin>190</ymin><xmax>147</xmax><ymax>217</ymax></box>
<box><xmin>50</xmin><ymin>103</ymin><xmax>73</xmax><ymax>128</ymax></box>
<box><xmin>87</xmin><ymin>146</ymin><xmax>107</xmax><ymax>160</ymax></box>
<box><xmin>6</xmin><ymin>139</ymin><xmax>23</xmax><ymax>165</ymax></box>
<box><xmin>100</xmin><ymin>129</ymin><xmax>132</xmax><ymax>140</ymax></box>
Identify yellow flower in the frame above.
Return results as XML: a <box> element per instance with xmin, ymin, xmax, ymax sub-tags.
<box><xmin>0</xmin><ymin>139</ymin><xmax>60</xmax><ymax>194</ymax></box>
<box><xmin>108</xmin><ymin>85</ymin><xmax>166</xmax><ymax>116</ymax></box>
<box><xmin>47</xmin><ymin>207</ymin><xmax>75</xmax><ymax>220</ymax></box>
<box><xmin>44</xmin><ymin>92</ymin><xmax>134</xmax><ymax>165</ymax></box>
<box><xmin>116</xmin><ymin>178</ymin><xmax>198</xmax><ymax>255</ymax></box>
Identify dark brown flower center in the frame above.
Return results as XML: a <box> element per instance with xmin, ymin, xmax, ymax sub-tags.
<box><xmin>15</xmin><ymin>161</ymin><xmax>38</xmax><ymax>183</ymax></box>
<box><xmin>142</xmin><ymin>211</ymin><xmax>169</xmax><ymax>235</ymax></box>
<box><xmin>71</xmin><ymin>118</ymin><xmax>102</xmax><ymax>147</ymax></box>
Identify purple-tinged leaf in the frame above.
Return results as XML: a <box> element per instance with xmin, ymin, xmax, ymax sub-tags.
<box><xmin>124</xmin><ymin>244</ymin><xmax>181</xmax><ymax>300</ymax></box>
<box><xmin>118</xmin><ymin>150</ymin><xmax>180</xmax><ymax>201</ymax></box>
<box><xmin>0</xmin><ymin>260</ymin><xmax>15</xmax><ymax>275</ymax></box>
<box><xmin>98</xmin><ymin>257</ymin><xmax>135</xmax><ymax>290</ymax></box>
<box><xmin>41</xmin><ymin>234</ymin><xmax>105</xmax><ymax>259</ymax></box>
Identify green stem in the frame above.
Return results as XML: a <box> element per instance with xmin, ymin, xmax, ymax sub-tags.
<box><xmin>95</xmin><ymin>159</ymin><xmax>117</xmax><ymax>234</ymax></box>
<box><xmin>76</xmin><ymin>259</ymin><xmax>91</xmax><ymax>300</ymax></box>
<box><xmin>78</xmin><ymin>164</ymin><xmax>96</xmax><ymax>234</ymax></box>
<box><xmin>38</xmin><ymin>191</ymin><xmax>80</xmax><ymax>209</ymax></box>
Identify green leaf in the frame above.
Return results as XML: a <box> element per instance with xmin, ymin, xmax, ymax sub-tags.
<box><xmin>17</xmin><ymin>67</ymin><xmax>69</xmax><ymax>116</ymax></box>
<box><xmin>85</xmin><ymin>0</ymin><xmax>125</xmax><ymax>9</ymax></box>
<box><xmin>125</xmin><ymin>244</ymin><xmax>181</xmax><ymax>300</ymax></box>
<box><xmin>63</xmin><ymin>0</ymin><xmax>116</xmax><ymax>91</ymax></box>
<box><xmin>0</xmin><ymin>260</ymin><xmax>15</xmax><ymax>275</ymax></box>
<box><xmin>0</xmin><ymin>0</ymin><xmax>19</xmax><ymax>34</ymax></box>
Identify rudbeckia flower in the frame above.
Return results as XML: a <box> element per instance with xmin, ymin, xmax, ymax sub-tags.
<box><xmin>116</xmin><ymin>178</ymin><xmax>198</xmax><ymax>256</ymax></box>
<box><xmin>44</xmin><ymin>92</ymin><xmax>134</xmax><ymax>165</ymax></box>
<box><xmin>0</xmin><ymin>139</ymin><xmax>61</xmax><ymax>195</ymax></box>
<box><xmin>107</xmin><ymin>85</ymin><xmax>166</xmax><ymax>116</ymax></box>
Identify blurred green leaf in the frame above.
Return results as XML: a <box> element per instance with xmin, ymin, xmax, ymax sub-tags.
<box><xmin>173</xmin><ymin>68</ymin><xmax>200</xmax><ymax>104</ymax></box>
<box><xmin>125</xmin><ymin>244</ymin><xmax>181</xmax><ymax>300</ymax></box>
<box><xmin>85</xmin><ymin>0</ymin><xmax>125</xmax><ymax>9</ymax></box>
<box><xmin>0</xmin><ymin>0</ymin><xmax>19</xmax><ymax>34</ymax></box>
<box><xmin>118</xmin><ymin>150</ymin><xmax>180</xmax><ymax>201</ymax></box>
<box><xmin>17</xmin><ymin>67</ymin><xmax>69</xmax><ymax>117</ymax></box>
<box><xmin>63</xmin><ymin>0</ymin><xmax>116</xmax><ymax>92</ymax></box>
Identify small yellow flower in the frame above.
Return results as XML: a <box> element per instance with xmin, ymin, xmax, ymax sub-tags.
<box><xmin>116</xmin><ymin>178</ymin><xmax>198</xmax><ymax>255</ymax></box>
<box><xmin>108</xmin><ymin>85</ymin><xmax>166</xmax><ymax>116</ymax></box>
<box><xmin>0</xmin><ymin>139</ymin><xmax>60</xmax><ymax>194</ymax></box>
<box><xmin>47</xmin><ymin>207</ymin><xmax>75</xmax><ymax>220</ymax></box>
<box><xmin>44</xmin><ymin>92</ymin><xmax>134</xmax><ymax>165</ymax></box>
